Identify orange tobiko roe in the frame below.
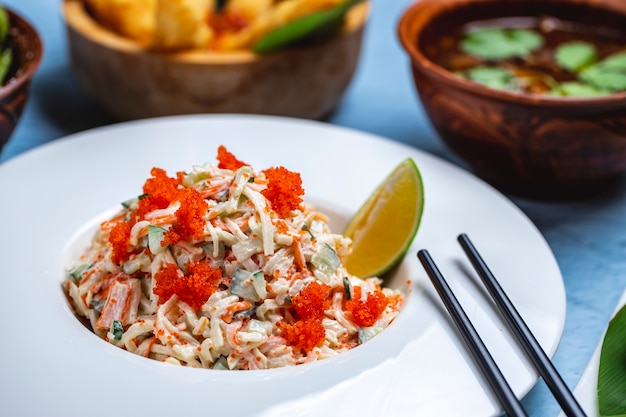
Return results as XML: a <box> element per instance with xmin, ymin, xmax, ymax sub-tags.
<box><xmin>292</xmin><ymin>281</ymin><xmax>332</xmax><ymax>320</ymax></box>
<box><xmin>346</xmin><ymin>286</ymin><xmax>389</xmax><ymax>327</ymax></box>
<box><xmin>278</xmin><ymin>318</ymin><xmax>326</xmax><ymax>351</ymax></box>
<box><xmin>163</xmin><ymin>186</ymin><xmax>209</xmax><ymax>246</ymax></box>
<box><xmin>134</xmin><ymin>168</ymin><xmax>181</xmax><ymax>221</ymax></box>
<box><xmin>110</xmin><ymin>166</ymin><xmax>210</xmax><ymax>258</ymax></box>
<box><xmin>109</xmin><ymin>221</ymin><xmax>132</xmax><ymax>264</ymax></box>
<box><xmin>261</xmin><ymin>166</ymin><xmax>304</xmax><ymax>217</ymax></box>
<box><xmin>216</xmin><ymin>145</ymin><xmax>248</xmax><ymax>171</ymax></box>
<box><xmin>153</xmin><ymin>261</ymin><xmax>222</xmax><ymax>311</ymax></box>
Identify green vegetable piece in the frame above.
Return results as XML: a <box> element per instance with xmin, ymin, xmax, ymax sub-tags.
<box><xmin>231</xmin><ymin>268</ymin><xmax>264</xmax><ymax>302</ymax></box>
<box><xmin>252</xmin><ymin>271</ymin><xmax>267</xmax><ymax>300</ymax></box>
<box><xmin>90</xmin><ymin>295</ymin><xmax>106</xmax><ymax>313</ymax></box>
<box><xmin>557</xmin><ymin>81</ymin><xmax>608</xmax><ymax>97</ymax></box>
<box><xmin>598</xmin><ymin>303</ymin><xmax>626</xmax><ymax>417</ymax></box>
<box><xmin>68</xmin><ymin>262</ymin><xmax>92</xmax><ymax>284</ymax></box>
<box><xmin>123</xmin><ymin>253</ymin><xmax>151</xmax><ymax>275</ymax></box>
<box><xmin>357</xmin><ymin>326</ymin><xmax>381</xmax><ymax>344</ymax></box>
<box><xmin>148</xmin><ymin>225</ymin><xmax>168</xmax><ymax>254</ymax></box>
<box><xmin>0</xmin><ymin>48</ymin><xmax>11</xmax><ymax>84</ymax></box>
<box><xmin>460</xmin><ymin>27</ymin><xmax>544</xmax><ymax>60</ymax></box>
<box><xmin>111</xmin><ymin>320</ymin><xmax>123</xmax><ymax>341</ymax></box>
<box><xmin>212</xmin><ymin>356</ymin><xmax>229</xmax><ymax>370</ymax></box>
<box><xmin>121</xmin><ymin>194</ymin><xmax>143</xmax><ymax>209</ymax></box>
<box><xmin>0</xmin><ymin>6</ymin><xmax>9</xmax><ymax>45</ymax></box>
<box><xmin>554</xmin><ymin>41</ymin><xmax>598</xmax><ymax>73</ymax></box>
<box><xmin>252</xmin><ymin>0</ymin><xmax>364</xmax><ymax>54</ymax></box>
<box><xmin>302</xmin><ymin>224</ymin><xmax>315</xmax><ymax>240</ymax></box>
<box><xmin>343</xmin><ymin>277</ymin><xmax>352</xmax><ymax>300</ymax></box>
<box><xmin>463</xmin><ymin>66</ymin><xmax>516</xmax><ymax>91</ymax></box>
<box><xmin>311</xmin><ymin>243</ymin><xmax>340</xmax><ymax>276</ymax></box>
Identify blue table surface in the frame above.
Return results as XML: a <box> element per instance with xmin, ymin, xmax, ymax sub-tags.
<box><xmin>3</xmin><ymin>1</ymin><xmax>625</xmax><ymax>416</ymax></box>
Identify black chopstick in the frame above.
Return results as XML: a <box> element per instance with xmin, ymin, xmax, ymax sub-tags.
<box><xmin>417</xmin><ymin>249</ymin><xmax>529</xmax><ymax>417</ymax></box>
<box><xmin>457</xmin><ymin>233</ymin><xmax>587</xmax><ymax>417</ymax></box>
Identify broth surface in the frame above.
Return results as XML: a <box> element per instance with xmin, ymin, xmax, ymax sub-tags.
<box><xmin>425</xmin><ymin>15</ymin><xmax>626</xmax><ymax>96</ymax></box>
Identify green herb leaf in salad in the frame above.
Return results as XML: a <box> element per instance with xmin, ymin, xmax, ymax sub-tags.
<box><xmin>111</xmin><ymin>320</ymin><xmax>123</xmax><ymax>341</ymax></box>
<box><xmin>343</xmin><ymin>276</ymin><xmax>352</xmax><ymax>300</ymax></box>
<box><xmin>460</xmin><ymin>27</ymin><xmax>544</xmax><ymax>60</ymax></box>
<box><xmin>597</xmin><ymin>303</ymin><xmax>626</xmax><ymax>417</ymax></box>
<box><xmin>554</xmin><ymin>41</ymin><xmax>598</xmax><ymax>73</ymax></box>
<box><xmin>252</xmin><ymin>0</ymin><xmax>364</xmax><ymax>54</ymax></box>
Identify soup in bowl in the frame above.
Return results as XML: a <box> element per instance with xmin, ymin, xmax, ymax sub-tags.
<box><xmin>398</xmin><ymin>0</ymin><xmax>626</xmax><ymax>198</ymax></box>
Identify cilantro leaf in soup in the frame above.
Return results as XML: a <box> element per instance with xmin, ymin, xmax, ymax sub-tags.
<box><xmin>580</xmin><ymin>51</ymin><xmax>626</xmax><ymax>92</ymax></box>
<box><xmin>463</xmin><ymin>65</ymin><xmax>517</xmax><ymax>91</ymax></box>
<box><xmin>600</xmin><ymin>50</ymin><xmax>626</xmax><ymax>69</ymax></box>
<box><xmin>460</xmin><ymin>27</ymin><xmax>544</xmax><ymax>60</ymax></box>
<box><xmin>554</xmin><ymin>41</ymin><xmax>598</xmax><ymax>73</ymax></box>
<box><xmin>555</xmin><ymin>81</ymin><xmax>609</xmax><ymax>97</ymax></box>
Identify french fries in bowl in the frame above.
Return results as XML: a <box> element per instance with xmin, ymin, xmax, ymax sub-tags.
<box><xmin>62</xmin><ymin>0</ymin><xmax>369</xmax><ymax>121</ymax></box>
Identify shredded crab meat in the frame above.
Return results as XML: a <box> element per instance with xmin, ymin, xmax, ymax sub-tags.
<box><xmin>63</xmin><ymin>145</ymin><xmax>404</xmax><ymax>370</ymax></box>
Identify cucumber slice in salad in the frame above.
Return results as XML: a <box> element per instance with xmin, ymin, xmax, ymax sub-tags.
<box><xmin>231</xmin><ymin>269</ymin><xmax>266</xmax><ymax>302</ymax></box>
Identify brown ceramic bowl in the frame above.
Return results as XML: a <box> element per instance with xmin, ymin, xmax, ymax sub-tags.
<box><xmin>62</xmin><ymin>0</ymin><xmax>368</xmax><ymax>122</ymax></box>
<box><xmin>398</xmin><ymin>0</ymin><xmax>626</xmax><ymax>198</ymax></box>
<box><xmin>0</xmin><ymin>7</ymin><xmax>43</xmax><ymax>153</ymax></box>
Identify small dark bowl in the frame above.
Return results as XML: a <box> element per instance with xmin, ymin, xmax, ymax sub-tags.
<box><xmin>398</xmin><ymin>0</ymin><xmax>626</xmax><ymax>198</ymax></box>
<box><xmin>0</xmin><ymin>7</ymin><xmax>43</xmax><ymax>153</ymax></box>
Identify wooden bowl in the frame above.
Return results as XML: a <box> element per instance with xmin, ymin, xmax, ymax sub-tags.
<box><xmin>62</xmin><ymin>0</ymin><xmax>368</xmax><ymax>122</ymax></box>
<box><xmin>0</xmin><ymin>8</ymin><xmax>43</xmax><ymax>153</ymax></box>
<box><xmin>398</xmin><ymin>0</ymin><xmax>626</xmax><ymax>198</ymax></box>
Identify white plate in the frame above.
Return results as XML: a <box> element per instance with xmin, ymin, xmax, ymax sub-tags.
<box><xmin>557</xmin><ymin>288</ymin><xmax>626</xmax><ymax>417</ymax></box>
<box><xmin>0</xmin><ymin>115</ymin><xmax>565</xmax><ymax>417</ymax></box>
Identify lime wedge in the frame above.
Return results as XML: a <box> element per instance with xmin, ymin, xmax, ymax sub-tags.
<box><xmin>344</xmin><ymin>158</ymin><xmax>424</xmax><ymax>278</ymax></box>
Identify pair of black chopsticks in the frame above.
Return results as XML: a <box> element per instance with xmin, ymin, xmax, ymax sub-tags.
<box><xmin>417</xmin><ymin>233</ymin><xmax>586</xmax><ymax>417</ymax></box>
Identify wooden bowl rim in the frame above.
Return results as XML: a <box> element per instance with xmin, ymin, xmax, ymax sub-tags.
<box><xmin>62</xmin><ymin>0</ymin><xmax>370</xmax><ymax>64</ymax></box>
<box><xmin>397</xmin><ymin>0</ymin><xmax>626</xmax><ymax>107</ymax></box>
<box><xmin>0</xmin><ymin>7</ymin><xmax>43</xmax><ymax>97</ymax></box>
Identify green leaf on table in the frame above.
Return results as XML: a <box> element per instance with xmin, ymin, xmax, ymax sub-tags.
<box><xmin>460</xmin><ymin>27</ymin><xmax>544</xmax><ymax>60</ymax></box>
<box><xmin>598</xmin><ymin>303</ymin><xmax>626</xmax><ymax>417</ymax></box>
<box><xmin>554</xmin><ymin>41</ymin><xmax>598</xmax><ymax>73</ymax></box>
<box><xmin>252</xmin><ymin>0</ymin><xmax>363</xmax><ymax>54</ymax></box>
<box><xmin>580</xmin><ymin>51</ymin><xmax>626</xmax><ymax>92</ymax></box>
